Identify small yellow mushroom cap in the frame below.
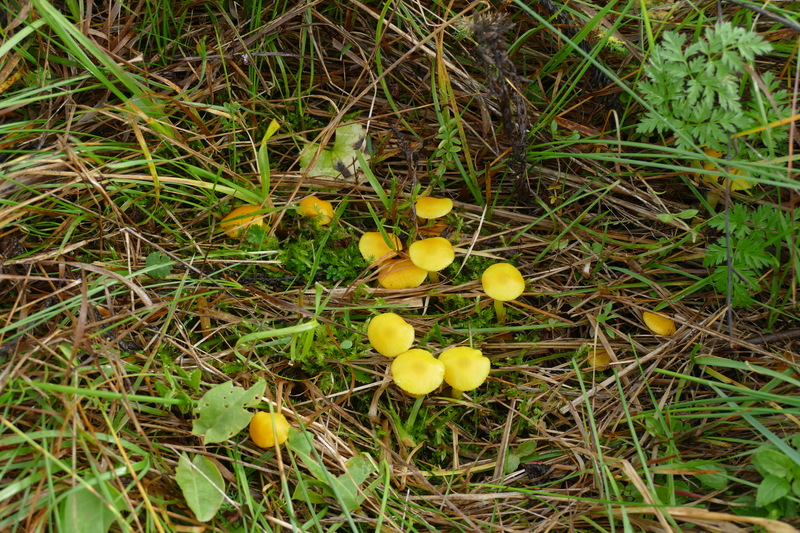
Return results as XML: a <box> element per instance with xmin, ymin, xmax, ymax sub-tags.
<box><xmin>249</xmin><ymin>411</ymin><xmax>291</xmax><ymax>448</ymax></box>
<box><xmin>359</xmin><ymin>232</ymin><xmax>402</xmax><ymax>264</ymax></box>
<box><xmin>700</xmin><ymin>149</ymin><xmax>752</xmax><ymax>191</ymax></box>
<box><xmin>220</xmin><ymin>205</ymin><xmax>269</xmax><ymax>238</ymax></box>
<box><xmin>367</xmin><ymin>313</ymin><xmax>415</xmax><ymax>358</ymax></box>
<box><xmin>391</xmin><ymin>349</ymin><xmax>445</xmax><ymax>396</ymax></box>
<box><xmin>377</xmin><ymin>259</ymin><xmax>428</xmax><ymax>289</ymax></box>
<box><xmin>586</xmin><ymin>348</ymin><xmax>611</xmax><ymax>370</ymax></box>
<box><xmin>439</xmin><ymin>347</ymin><xmax>491</xmax><ymax>393</ymax></box>
<box><xmin>416</xmin><ymin>197</ymin><xmax>453</xmax><ymax>219</ymax></box>
<box><xmin>481</xmin><ymin>263</ymin><xmax>525</xmax><ymax>301</ymax></box>
<box><xmin>298</xmin><ymin>196</ymin><xmax>334</xmax><ymax>225</ymax></box>
<box><xmin>643</xmin><ymin>311</ymin><xmax>676</xmax><ymax>336</ymax></box>
<box><xmin>408</xmin><ymin>237</ymin><xmax>455</xmax><ymax>272</ymax></box>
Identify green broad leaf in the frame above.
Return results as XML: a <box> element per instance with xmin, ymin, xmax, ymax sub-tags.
<box><xmin>299</xmin><ymin>123</ymin><xmax>368</xmax><ymax>178</ymax></box>
<box><xmin>326</xmin><ymin>455</ymin><xmax>374</xmax><ymax>512</ymax></box>
<box><xmin>516</xmin><ymin>441</ymin><xmax>538</xmax><ymax>461</ymax></box>
<box><xmin>504</xmin><ymin>453</ymin><xmax>521</xmax><ymax>474</ymax></box>
<box><xmin>291</xmin><ymin>477</ymin><xmax>328</xmax><ymax>504</ymax></box>
<box><xmin>691</xmin><ymin>462</ymin><xmax>727</xmax><ymax>491</ymax></box>
<box><xmin>288</xmin><ymin>430</ymin><xmax>328</xmax><ymax>481</ymax></box>
<box><xmin>145</xmin><ymin>251</ymin><xmax>172</xmax><ymax>279</ymax></box>
<box><xmin>756</xmin><ymin>474</ymin><xmax>791</xmax><ymax>507</ymax></box>
<box><xmin>753</xmin><ymin>448</ymin><xmax>794</xmax><ymax>478</ymax></box>
<box><xmin>287</xmin><ymin>430</ymin><xmax>375</xmax><ymax>512</ymax></box>
<box><xmin>59</xmin><ymin>481</ymin><xmax>123</xmax><ymax>533</ymax></box>
<box><xmin>175</xmin><ymin>454</ymin><xmax>226</xmax><ymax>522</ymax></box>
<box><xmin>333</xmin><ymin>123</ymin><xmax>366</xmax><ymax>153</ymax></box>
<box><xmin>192</xmin><ymin>380</ymin><xmax>266</xmax><ymax>444</ymax></box>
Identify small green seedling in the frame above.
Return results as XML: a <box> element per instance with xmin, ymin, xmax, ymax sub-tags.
<box><xmin>288</xmin><ymin>429</ymin><xmax>375</xmax><ymax>513</ymax></box>
<box><xmin>747</xmin><ymin>437</ymin><xmax>800</xmax><ymax>519</ymax></box>
<box><xmin>144</xmin><ymin>251</ymin><xmax>172</xmax><ymax>278</ymax></box>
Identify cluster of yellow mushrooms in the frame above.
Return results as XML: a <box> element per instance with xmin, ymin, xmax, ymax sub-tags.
<box><xmin>222</xmin><ymin>195</ymin><xmax>677</xmax><ymax>447</ymax></box>
<box><xmin>220</xmin><ymin>195</ymin><xmax>335</xmax><ymax>238</ymax></box>
<box><xmin>367</xmin><ymin>312</ymin><xmax>492</xmax><ymax>397</ymax></box>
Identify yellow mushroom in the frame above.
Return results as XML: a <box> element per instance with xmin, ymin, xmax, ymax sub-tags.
<box><xmin>358</xmin><ymin>232</ymin><xmax>402</xmax><ymax>264</ymax></box>
<box><xmin>643</xmin><ymin>311</ymin><xmax>676</xmax><ymax>336</ymax></box>
<box><xmin>249</xmin><ymin>411</ymin><xmax>291</xmax><ymax>448</ymax></box>
<box><xmin>391</xmin><ymin>349</ymin><xmax>445</xmax><ymax>396</ymax></box>
<box><xmin>481</xmin><ymin>263</ymin><xmax>525</xmax><ymax>324</ymax></box>
<box><xmin>408</xmin><ymin>237</ymin><xmax>454</xmax><ymax>283</ymax></box>
<box><xmin>298</xmin><ymin>195</ymin><xmax>334</xmax><ymax>225</ymax></box>
<box><xmin>377</xmin><ymin>258</ymin><xmax>428</xmax><ymax>289</ymax></box>
<box><xmin>415</xmin><ymin>197</ymin><xmax>453</xmax><ymax>219</ymax></box>
<box><xmin>220</xmin><ymin>205</ymin><xmax>269</xmax><ymax>238</ymax></box>
<box><xmin>367</xmin><ymin>313</ymin><xmax>415</xmax><ymax>358</ymax></box>
<box><xmin>586</xmin><ymin>348</ymin><xmax>611</xmax><ymax>370</ymax></box>
<box><xmin>439</xmin><ymin>346</ymin><xmax>491</xmax><ymax>397</ymax></box>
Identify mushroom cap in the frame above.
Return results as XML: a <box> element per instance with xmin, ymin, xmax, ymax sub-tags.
<box><xmin>481</xmin><ymin>263</ymin><xmax>525</xmax><ymax>301</ymax></box>
<box><xmin>377</xmin><ymin>259</ymin><xmax>428</xmax><ymax>289</ymax></box>
<box><xmin>367</xmin><ymin>313</ymin><xmax>415</xmax><ymax>357</ymax></box>
<box><xmin>359</xmin><ymin>232</ymin><xmax>402</xmax><ymax>264</ymax></box>
<box><xmin>408</xmin><ymin>237</ymin><xmax>455</xmax><ymax>272</ymax></box>
<box><xmin>643</xmin><ymin>311</ymin><xmax>676</xmax><ymax>336</ymax></box>
<box><xmin>416</xmin><ymin>197</ymin><xmax>453</xmax><ymax>219</ymax></box>
<box><xmin>391</xmin><ymin>349</ymin><xmax>445</xmax><ymax>396</ymax></box>
<box><xmin>586</xmin><ymin>348</ymin><xmax>611</xmax><ymax>370</ymax></box>
<box><xmin>439</xmin><ymin>347</ymin><xmax>491</xmax><ymax>392</ymax></box>
<box><xmin>418</xmin><ymin>221</ymin><xmax>449</xmax><ymax>237</ymax></box>
<box><xmin>701</xmin><ymin>149</ymin><xmax>752</xmax><ymax>191</ymax></box>
<box><xmin>220</xmin><ymin>205</ymin><xmax>269</xmax><ymax>238</ymax></box>
<box><xmin>249</xmin><ymin>411</ymin><xmax>291</xmax><ymax>448</ymax></box>
<box><xmin>298</xmin><ymin>195</ymin><xmax>334</xmax><ymax>225</ymax></box>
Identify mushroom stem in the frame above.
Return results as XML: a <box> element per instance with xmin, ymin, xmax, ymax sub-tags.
<box><xmin>493</xmin><ymin>299</ymin><xmax>507</xmax><ymax>324</ymax></box>
<box><xmin>448</xmin><ymin>387</ymin><xmax>466</xmax><ymax>399</ymax></box>
<box><xmin>427</xmin><ymin>271</ymin><xmax>440</xmax><ymax>284</ymax></box>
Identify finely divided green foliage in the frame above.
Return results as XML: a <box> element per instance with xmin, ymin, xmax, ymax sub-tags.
<box><xmin>637</xmin><ymin>22</ymin><xmax>788</xmax><ymax>153</ymax></box>
<box><xmin>704</xmin><ymin>203</ymin><xmax>798</xmax><ymax>307</ymax></box>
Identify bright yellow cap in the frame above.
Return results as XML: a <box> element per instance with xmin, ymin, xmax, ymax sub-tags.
<box><xmin>359</xmin><ymin>232</ymin><xmax>402</xmax><ymax>264</ymax></box>
<box><xmin>643</xmin><ymin>311</ymin><xmax>676</xmax><ymax>336</ymax></box>
<box><xmin>391</xmin><ymin>349</ymin><xmax>444</xmax><ymax>396</ymax></box>
<box><xmin>408</xmin><ymin>237</ymin><xmax>454</xmax><ymax>272</ymax></box>
<box><xmin>298</xmin><ymin>196</ymin><xmax>334</xmax><ymax>225</ymax></box>
<box><xmin>416</xmin><ymin>197</ymin><xmax>453</xmax><ymax>219</ymax></box>
<box><xmin>377</xmin><ymin>259</ymin><xmax>428</xmax><ymax>289</ymax></box>
<box><xmin>439</xmin><ymin>347</ymin><xmax>490</xmax><ymax>392</ymax></box>
<box><xmin>220</xmin><ymin>205</ymin><xmax>269</xmax><ymax>238</ymax></box>
<box><xmin>249</xmin><ymin>411</ymin><xmax>290</xmax><ymax>448</ymax></box>
<box><xmin>367</xmin><ymin>313</ymin><xmax>415</xmax><ymax>357</ymax></box>
<box><xmin>481</xmin><ymin>263</ymin><xmax>525</xmax><ymax>301</ymax></box>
